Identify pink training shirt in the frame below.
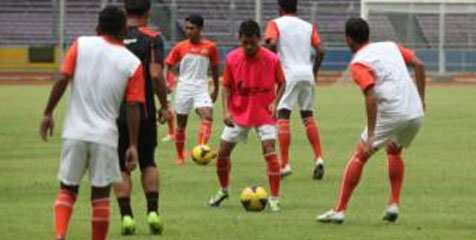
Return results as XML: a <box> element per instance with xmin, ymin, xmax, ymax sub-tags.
<box><xmin>222</xmin><ymin>47</ymin><xmax>285</xmax><ymax>127</ymax></box>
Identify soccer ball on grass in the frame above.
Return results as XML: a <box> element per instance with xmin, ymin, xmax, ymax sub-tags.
<box><xmin>191</xmin><ymin>144</ymin><xmax>217</xmax><ymax>165</ymax></box>
<box><xmin>240</xmin><ymin>186</ymin><xmax>268</xmax><ymax>212</ymax></box>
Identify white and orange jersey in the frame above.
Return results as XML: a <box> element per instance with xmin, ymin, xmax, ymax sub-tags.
<box><xmin>165</xmin><ymin>39</ymin><xmax>219</xmax><ymax>86</ymax></box>
<box><xmin>350</xmin><ymin>42</ymin><xmax>424</xmax><ymax>120</ymax></box>
<box><xmin>60</xmin><ymin>36</ymin><xmax>145</xmax><ymax>148</ymax></box>
<box><xmin>265</xmin><ymin>15</ymin><xmax>321</xmax><ymax>82</ymax></box>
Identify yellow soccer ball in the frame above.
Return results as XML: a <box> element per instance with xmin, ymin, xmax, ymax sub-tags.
<box><xmin>191</xmin><ymin>144</ymin><xmax>217</xmax><ymax>165</ymax></box>
<box><xmin>240</xmin><ymin>186</ymin><xmax>268</xmax><ymax>212</ymax></box>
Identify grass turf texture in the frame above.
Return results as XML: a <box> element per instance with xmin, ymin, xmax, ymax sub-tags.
<box><xmin>0</xmin><ymin>84</ymin><xmax>475</xmax><ymax>240</ymax></box>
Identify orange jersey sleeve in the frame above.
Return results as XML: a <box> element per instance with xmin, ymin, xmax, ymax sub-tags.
<box><xmin>61</xmin><ymin>40</ymin><xmax>79</xmax><ymax>76</ymax></box>
<box><xmin>398</xmin><ymin>44</ymin><xmax>415</xmax><ymax>65</ymax></box>
<box><xmin>126</xmin><ymin>65</ymin><xmax>145</xmax><ymax>103</ymax></box>
<box><xmin>351</xmin><ymin>63</ymin><xmax>375</xmax><ymax>92</ymax></box>
<box><xmin>165</xmin><ymin>44</ymin><xmax>183</xmax><ymax>66</ymax></box>
<box><xmin>311</xmin><ymin>24</ymin><xmax>322</xmax><ymax>49</ymax></box>
<box><xmin>222</xmin><ymin>61</ymin><xmax>233</xmax><ymax>88</ymax></box>
<box><xmin>265</xmin><ymin>21</ymin><xmax>279</xmax><ymax>41</ymax></box>
<box><xmin>275</xmin><ymin>61</ymin><xmax>285</xmax><ymax>84</ymax></box>
<box><xmin>209</xmin><ymin>44</ymin><xmax>220</xmax><ymax>67</ymax></box>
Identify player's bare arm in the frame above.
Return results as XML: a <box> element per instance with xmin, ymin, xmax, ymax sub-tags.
<box><xmin>221</xmin><ymin>86</ymin><xmax>234</xmax><ymax>127</ymax></box>
<box><xmin>210</xmin><ymin>65</ymin><xmax>220</xmax><ymax>103</ymax></box>
<box><xmin>313</xmin><ymin>44</ymin><xmax>325</xmax><ymax>83</ymax></box>
<box><xmin>126</xmin><ymin>101</ymin><xmax>141</xmax><ymax>171</ymax></box>
<box><xmin>163</xmin><ymin>63</ymin><xmax>173</xmax><ymax>84</ymax></box>
<box><xmin>265</xmin><ymin>39</ymin><xmax>278</xmax><ymax>53</ymax></box>
<box><xmin>40</xmin><ymin>73</ymin><xmax>71</xmax><ymax>142</ymax></box>
<box><xmin>271</xmin><ymin>82</ymin><xmax>286</xmax><ymax>119</ymax></box>
<box><xmin>362</xmin><ymin>86</ymin><xmax>378</xmax><ymax>156</ymax></box>
<box><xmin>150</xmin><ymin>62</ymin><xmax>170</xmax><ymax>123</ymax></box>
<box><xmin>409</xmin><ymin>55</ymin><xmax>426</xmax><ymax>111</ymax></box>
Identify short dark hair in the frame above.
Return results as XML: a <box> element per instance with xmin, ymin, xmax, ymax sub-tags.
<box><xmin>98</xmin><ymin>6</ymin><xmax>126</xmax><ymax>38</ymax></box>
<box><xmin>185</xmin><ymin>14</ymin><xmax>204</xmax><ymax>28</ymax></box>
<box><xmin>125</xmin><ymin>0</ymin><xmax>151</xmax><ymax>16</ymax></box>
<box><xmin>345</xmin><ymin>17</ymin><xmax>370</xmax><ymax>44</ymax></box>
<box><xmin>239</xmin><ymin>20</ymin><xmax>261</xmax><ymax>38</ymax></box>
<box><xmin>279</xmin><ymin>0</ymin><xmax>297</xmax><ymax>13</ymax></box>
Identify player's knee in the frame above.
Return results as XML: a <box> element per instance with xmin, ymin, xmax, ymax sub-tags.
<box><xmin>60</xmin><ymin>182</ymin><xmax>79</xmax><ymax>194</ymax></box>
<box><xmin>278</xmin><ymin>109</ymin><xmax>291</xmax><ymax>119</ymax></box>
<box><xmin>261</xmin><ymin>141</ymin><xmax>276</xmax><ymax>155</ymax></box>
<box><xmin>386</xmin><ymin>142</ymin><xmax>402</xmax><ymax>155</ymax></box>
<box><xmin>300</xmin><ymin>110</ymin><xmax>313</xmax><ymax>119</ymax></box>
<box><xmin>203</xmin><ymin>115</ymin><xmax>213</xmax><ymax>122</ymax></box>
<box><xmin>91</xmin><ymin>185</ymin><xmax>111</xmax><ymax>200</ymax></box>
<box><xmin>217</xmin><ymin>142</ymin><xmax>233</xmax><ymax>159</ymax></box>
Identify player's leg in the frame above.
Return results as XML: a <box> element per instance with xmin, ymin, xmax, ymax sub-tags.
<box><xmin>91</xmin><ymin>185</ymin><xmax>112</xmax><ymax>240</ymax></box>
<box><xmin>194</xmin><ymin>89</ymin><xmax>214</xmax><ymax>145</ymax></box>
<box><xmin>174</xmin><ymin>85</ymin><xmax>193</xmax><ymax>164</ymax></box>
<box><xmin>54</xmin><ymin>183</ymin><xmax>79</xmax><ymax>240</ymax></box>
<box><xmin>384</xmin><ymin>141</ymin><xmax>403</xmax><ymax>222</ymax></box>
<box><xmin>138</xmin><ymin>122</ymin><xmax>163</xmax><ymax>234</ymax></box>
<box><xmin>54</xmin><ymin>139</ymin><xmax>87</xmax><ymax>240</ymax></box>
<box><xmin>258</xmin><ymin>125</ymin><xmax>280</xmax><ymax>211</ymax></box>
<box><xmin>316</xmin><ymin>141</ymin><xmax>372</xmax><ymax>223</ymax></box>
<box><xmin>209</xmin><ymin>125</ymin><xmax>243</xmax><ymax>207</ymax></box>
<box><xmin>113</xmin><ymin>172</ymin><xmax>135</xmax><ymax>235</ymax></box>
<box><xmin>298</xmin><ymin>81</ymin><xmax>325</xmax><ymax>179</ymax></box>
<box><xmin>277</xmin><ymin>109</ymin><xmax>291</xmax><ymax>177</ymax></box>
<box><xmin>113</xmin><ymin>124</ymin><xmax>136</xmax><ymax>235</ymax></box>
<box><xmin>383</xmin><ymin>117</ymin><xmax>423</xmax><ymax>222</ymax></box>
<box><xmin>276</xmin><ymin>81</ymin><xmax>297</xmax><ymax>177</ymax></box>
<box><xmin>89</xmin><ymin>142</ymin><xmax>122</xmax><ymax>240</ymax></box>
<box><xmin>317</xmin><ymin>120</ymin><xmax>394</xmax><ymax>223</ymax></box>
<box><xmin>196</xmin><ymin>107</ymin><xmax>213</xmax><ymax>145</ymax></box>
<box><xmin>175</xmin><ymin>113</ymin><xmax>189</xmax><ymax>165</ymax></box>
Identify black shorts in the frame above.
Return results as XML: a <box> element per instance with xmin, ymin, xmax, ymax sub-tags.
<box><xmin>118</xmin><ymin>120</ymin><xmax>157</xmax><ymax>172</ymax></box>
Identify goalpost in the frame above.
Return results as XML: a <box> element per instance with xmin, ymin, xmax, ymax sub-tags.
<box><xmin>361</xmin><ymin>0</ymin><xmax>476</xmax><ymax>80</ymax></box>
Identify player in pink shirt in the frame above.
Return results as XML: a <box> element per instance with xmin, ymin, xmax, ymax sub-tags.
<box><xmin>208</xmin><ymin>20</ymin><xmax>286</xmax><ymax>212</ymax></box>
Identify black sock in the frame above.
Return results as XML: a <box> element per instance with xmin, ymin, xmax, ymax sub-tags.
<box><xmin>146</xmin><ymin>192</ymin><xmax>159</xmax><ymax>213</ymax></box>
<box><xmin>117</xmin><ymin>197</ymin><xmax>133</xmax><ymax>218</ymax></box>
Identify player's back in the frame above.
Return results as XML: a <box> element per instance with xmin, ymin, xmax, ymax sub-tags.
<box><xmin>272</xmin><ymin>16</ymin><xmax>314</xmax><ymax>81</ymax></box>
<box><xmin>352</xmin><ymin>42</ymin><xmax>423</xmax><ymax>119</ymax></box>
<box><xmin>63</xmin><ymin>36</ymin><xmax>142</xmax><ymax>147</ymax></box>
<box><xmin>120</xmin><ymin>26</ymin><xmax>163</xmax><ymax>122</ymax></box>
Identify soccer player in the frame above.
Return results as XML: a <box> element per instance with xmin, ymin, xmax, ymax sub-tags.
<box><xmin>208</xmin><ymin>20</ymin><xmax>286</xmax><ymax>212</ymax></box>
<box><xmin>265</xmin><ymin>0</ymin><xmax>326</xmax><ymax>179</ymax></box>
<box><xmin>316</xmin><ymin>18</ymin><xmax>426</xmax><ymax>224</ymax></box>
<box><xmin>39</xmin><ymin>6</ymin><xmax>144</xmax><ymax>240</ymax></box>
<box><xmin>165</xmin><ymin>14</ymin><xmax>220</xmax><ymax>165</ymax></box>
<box><xmin>114</xmin><ymin>0</ymin><xmax>169</xmax><ymax>235</ymax></box>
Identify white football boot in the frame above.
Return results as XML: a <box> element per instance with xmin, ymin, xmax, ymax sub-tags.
<box><xmin>316</xmin><ymin>209</ymin><xmax>345</xmax><ymax>224</ymax></box>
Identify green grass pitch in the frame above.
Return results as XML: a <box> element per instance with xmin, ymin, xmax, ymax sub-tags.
<box><xmin>0</xmin><ymin>84</ymin><xmax>475</xmax><ymax>239</ymax></box>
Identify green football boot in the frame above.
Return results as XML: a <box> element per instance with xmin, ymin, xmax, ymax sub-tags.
<box><xmin>147</xmin><ymin>211</ymin><xmax>164</xmax><ymax>235</ymax></box>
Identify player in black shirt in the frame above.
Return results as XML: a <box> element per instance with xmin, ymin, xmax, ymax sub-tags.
<box><xmin>115</xmin><ymin>0</ymin><xmax>169</xmax><ymax>235</ymax></box>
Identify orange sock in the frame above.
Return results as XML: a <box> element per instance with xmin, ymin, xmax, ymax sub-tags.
<box><xmin>175</xmin><ymin>129</ymin><xmax>186</xmax><ymax>160</ymax></box>
<box><xmin>387</xmin><ymin>143</ymin><xmax>404</xmax><ymax>204</ymax></box>
<box><xmin>198</xmin><ymin>120</ymin><xmax>212</xmax><ymax>145</ymax></box>
<box><xmin>265</xmin><ymin>152</ymin><xmax>281</xmax><ymax>197</ymax></box>
<box><xmin>335</xmin><ymin>145</ymin><xmax>368</xmax><ymax>212</ymax></box>
<box><xmin>304</xmin><ymin>117</ymin><xmax>323</xmax><ymax>160</ymax></box>
<box><xmin>277</xmin><ymin>119</ymin><xmax>291</xmax><ymax>169</ymax></box>
<box><xmin>91</xmin><ymin>198</ymin><xmax>110</xmax><ymax>240</ymax></box>
<box><xmin>54</xmin><ymin>190</ymin><xmax>77</xmax><ymax>239</ymax></box>
<box><xmin>216</xmin><ymin>156</ymin><xmax>231</xmax><ymax>190</ymax></box>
